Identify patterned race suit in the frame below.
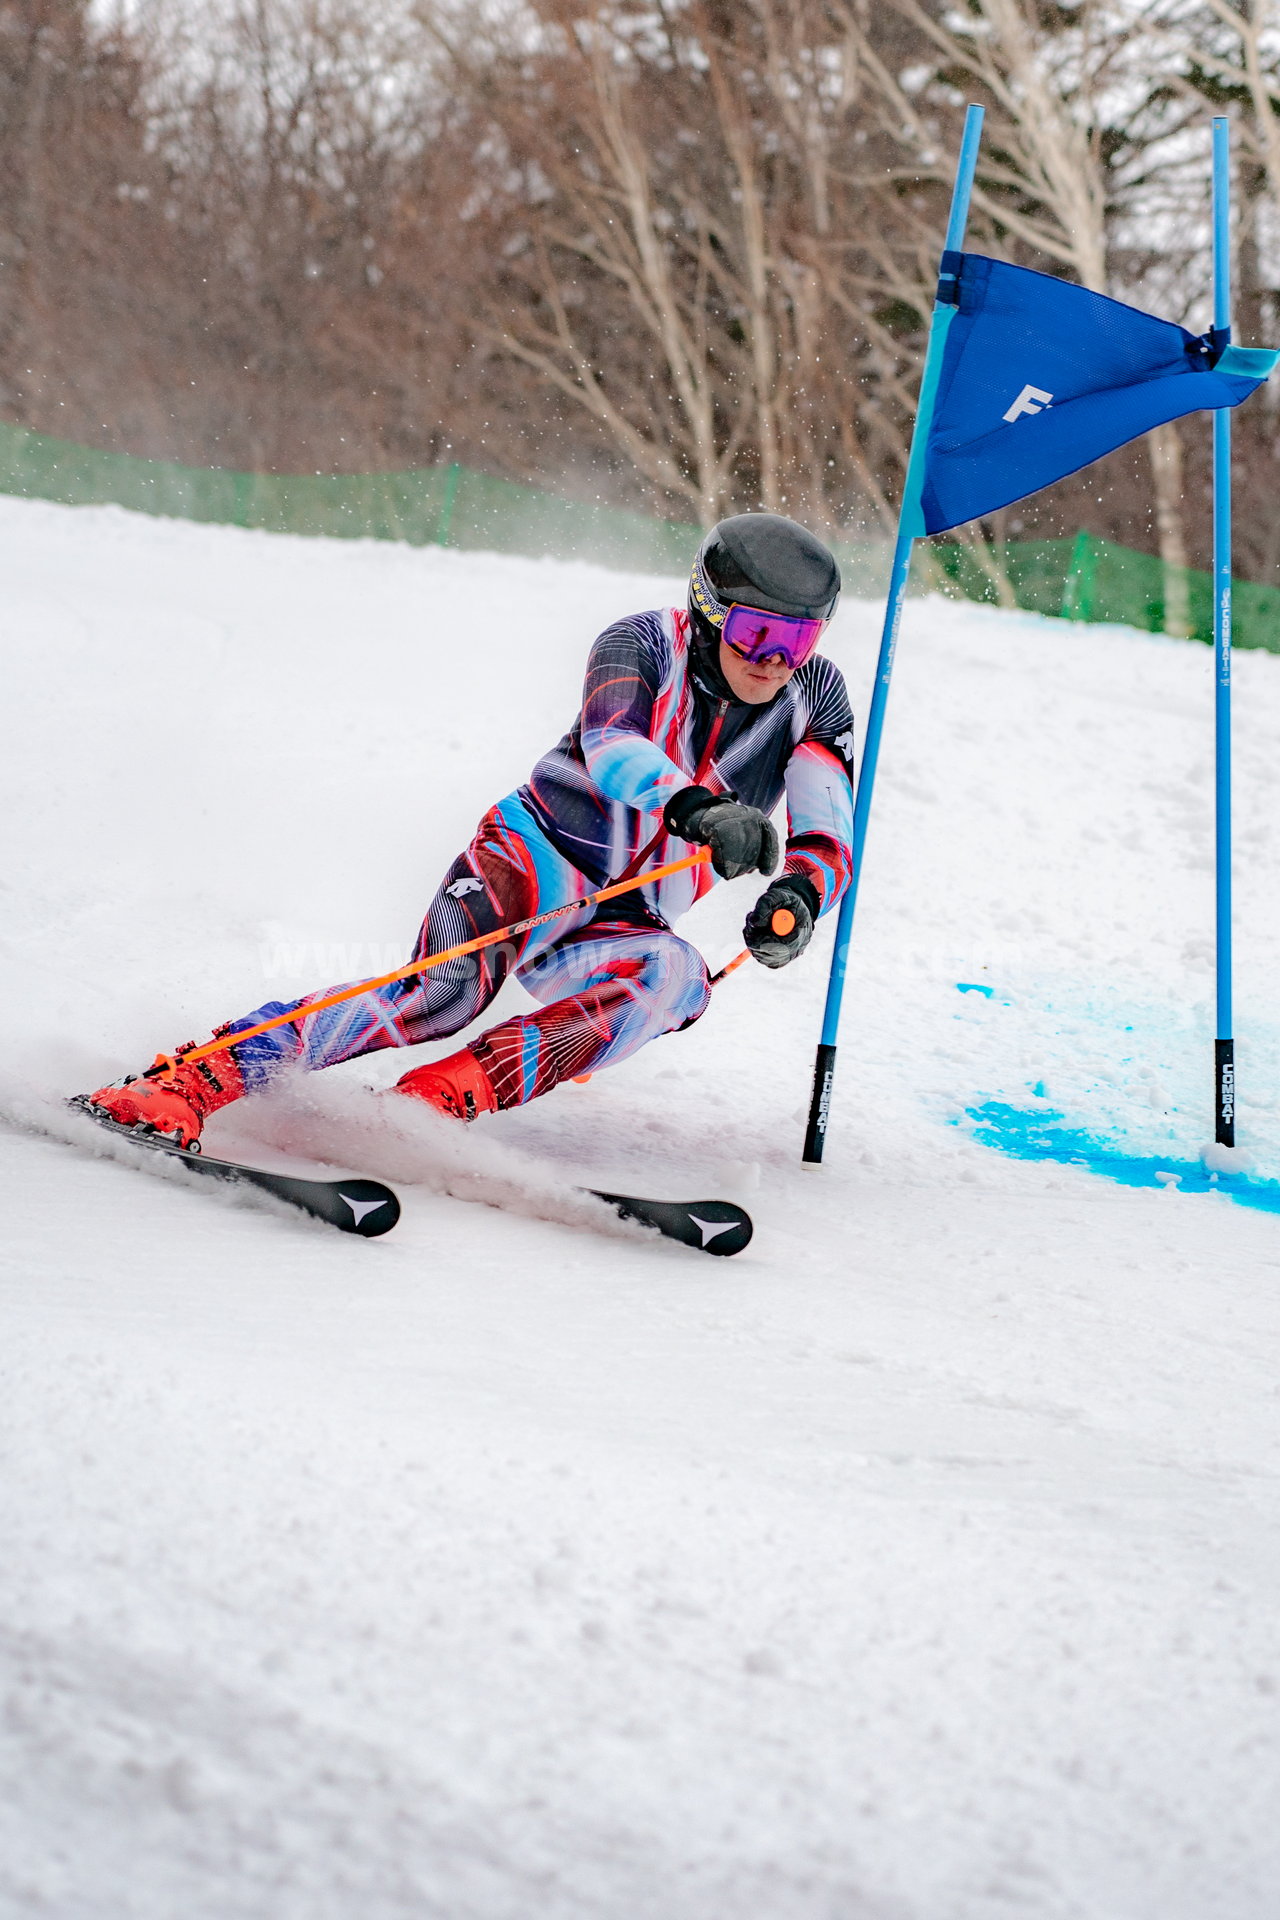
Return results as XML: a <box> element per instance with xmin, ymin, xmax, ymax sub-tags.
<box><xmin>221</xmin><ymin>608</ymin><xmax>856</xmax><ymax>1110</ymax></box>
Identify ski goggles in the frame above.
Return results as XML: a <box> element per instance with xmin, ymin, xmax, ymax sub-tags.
<box><xmin>720</xmin><ymin>601</ymin><xmax>827</xmax><ymax>670</ymax></box>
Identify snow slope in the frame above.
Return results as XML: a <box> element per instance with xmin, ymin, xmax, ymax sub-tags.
<box><xmin>2</xmin><ymin>495</ymin><xmax>1279</xmax><ymax>1919</ymax></box>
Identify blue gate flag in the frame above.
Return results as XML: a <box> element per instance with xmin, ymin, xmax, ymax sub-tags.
<box><xmin>909</xmin><ymin>253</ymin><xmax>1278</xmax><ymax>537</ymax></box>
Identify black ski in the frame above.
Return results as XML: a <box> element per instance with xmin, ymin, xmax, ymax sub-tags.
<box><xmin>67</xmin><ymin>1097</ymin><xmax>401</xmax><ymax>1238</ymax></box>
<box><xmin>67</xmin><ymin>1100</ymin><xmax>751</xmax><ymax>1254</ymax></box>
<box><xmin>590</xmin><ymin>1190</ymin><xmax>753</xmax><ymax>1257</ymax></box>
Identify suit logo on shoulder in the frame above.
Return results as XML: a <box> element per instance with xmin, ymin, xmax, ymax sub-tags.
<box><xmin>834</xmin><ymin>730</ymin><xmax>855</xmax><ymax>763</ymax></box>
<box><xmin>447</xmin><ymin>876</ymin><xmax>484</xmax><ymax>898</ymax></box>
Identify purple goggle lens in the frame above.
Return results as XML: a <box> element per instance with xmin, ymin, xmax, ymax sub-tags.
<box><xmin>720</xmin><ymin>601</ymin><xmax>825</xmax><ymax>670</ymax></box>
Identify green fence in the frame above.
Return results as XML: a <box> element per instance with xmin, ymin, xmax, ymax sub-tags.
<box><xmin>930</xmin><ymin>529</ymin><xmax>1280</xmax><ymax>653</ymax></box>
<box><xmin>0</xmin><ymin>419</ymin><xmax>904</xmax><ymax>590</ymax></box>
<box><xmin>2</xmin><ymin>417</ymin><xmax>1278</xmax><ymax>649</ymax></box>
<box><xmin>0</xmin><ymin>419</ymin><xmax>711</xmax><ymax>573</ymax></box>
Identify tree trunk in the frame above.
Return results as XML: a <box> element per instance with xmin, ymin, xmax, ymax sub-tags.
<box><xmin>1147</xmin><ymin>420</ymin><xmax>1190</xmax><ymax>639</ymax></box>
<box><xmin>960</xmin><ymin>523</ymin><xmax>1018</xmax><ymax>609</ymax></box>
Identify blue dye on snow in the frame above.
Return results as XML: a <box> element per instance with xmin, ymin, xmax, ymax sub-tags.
<box><xmin>956</xmin><ymin>982</ymin><xmax>994</xmax><ymax>998</ymax></box>
<box><xmin>966</xmin><ymin>1101</ymin><xmax>1280</xmax><ymax>1218</ymax></box>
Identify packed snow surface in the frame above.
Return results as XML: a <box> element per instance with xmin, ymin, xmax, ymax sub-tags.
<box><xmin>3</xmin><ymin>496</ymin><xmax>1280</xmax><ymax>1919</ymax></box>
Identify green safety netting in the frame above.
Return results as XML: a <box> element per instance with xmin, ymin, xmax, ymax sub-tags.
<box><xmin>0</xmin><ymin>418</ymin><xmax>899</xmax><ymax>589</ymax></box>
<box><xmin>929</xmin><ymin>530</ymin><xmax>1280</xmax><ymax>653</ymax></box>
<box><xmin>0</xmin><ymin>420</ymin><xmax>698</xmax><ymax>570</ymax></box>
<box><xmin>3</xmin><ymin>419</ymin><xmax>1277</xmax><ymax>649</ymax></box>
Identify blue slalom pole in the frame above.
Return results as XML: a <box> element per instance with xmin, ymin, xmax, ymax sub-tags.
<box><xmin>802</xmin><ymin>104</ymin><xmax>985</xmax><ymax>1162</ymax></box>
<box><xmin>1212</xmin><ymin>116</ymin><xmax>1235</xmax><ymax>1147</ymax></box>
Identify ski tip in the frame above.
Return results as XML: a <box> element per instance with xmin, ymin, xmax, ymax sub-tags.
<box><xmin>590</xmin><ymin>1190</ymin><xmax>753</xmax><ymax>1257</ymax></box>
<box><xmin>333</xmin><ymin>1180</ymin><xmax>401</xmax><ymax>1237</ymax></box>
<box><xmin>66</xmin><ymin>1095</ymin><xmax>401</xmax><ymax>1238</ymax></box>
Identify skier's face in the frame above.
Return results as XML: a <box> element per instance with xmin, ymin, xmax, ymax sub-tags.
<box><xmin>718</xmin><ymin>638</ymin><xmax>796</xmax><ymax>704</ymax></box>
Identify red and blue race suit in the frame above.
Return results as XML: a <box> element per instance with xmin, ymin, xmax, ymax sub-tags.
<box><xmin>223</xmin><ymin>608</ymin><xmax>856</xmax><ymax>1109</ymax></box>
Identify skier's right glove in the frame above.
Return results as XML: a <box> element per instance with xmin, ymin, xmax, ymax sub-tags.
<box><xmin>664</xmin><ymin>785</ymin><xmax>779</xmax><ymax>881</ymax></box>
<box><xmin>744</xmin><ymin>874</ymin><xmax>818</xmax><ymax>968</ymax></box>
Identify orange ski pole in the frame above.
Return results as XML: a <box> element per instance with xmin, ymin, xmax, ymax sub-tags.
<box><xmin>709</xmin><ymin>907</ymin><xmax>796</xmax><ymax>987</ymax></box>
<box><xmin>566</xmin><ymin>905</ymin><xmax>795</xmax><ymax>1085</ymax></box>
<box><xmin>152</xmin><ymin>848</ymin><xmax>713</xmax><ymax>1079</ymax></box>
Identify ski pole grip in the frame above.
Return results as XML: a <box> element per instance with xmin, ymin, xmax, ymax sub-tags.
<box><xmin>771</xmin><ymin>908</ymin><xmax>796</xmax><ymax>936</ymax></box>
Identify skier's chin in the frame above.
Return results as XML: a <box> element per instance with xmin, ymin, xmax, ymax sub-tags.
<box><xmin>719</xmin><ymin>645</ymin><xmax>793</xmax><ymax>704</ymax></box>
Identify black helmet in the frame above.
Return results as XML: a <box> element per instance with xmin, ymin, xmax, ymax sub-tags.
<box><xmin>689</xmin><ymin>512</ymin><xmax>841</xmax><ymax>643</ymax></box>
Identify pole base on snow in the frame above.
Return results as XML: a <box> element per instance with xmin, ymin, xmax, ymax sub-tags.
<box><xmin>1215</xmin><ymin>1037</ymin><xmax>1235</xmax><ymax>1148</ymax></box>
<box><xmin>803</xmin><ymin>1043</ymin><xmax>837</xmax><ymax>1164</ymax></box>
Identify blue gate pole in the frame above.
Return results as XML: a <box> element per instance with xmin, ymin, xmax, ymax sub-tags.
<box><xmin>802</xmin><ymin>104</ymin><xmax>985</xmax><ymax>1163</ymax></box>
<box><xmin>1212</xmin><ymin>116</ymin><xmax>1236</xmax><ymax>1148</ymax></box>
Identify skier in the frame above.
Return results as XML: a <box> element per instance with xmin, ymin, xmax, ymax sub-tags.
<box><xmin>82</xmin><ymin>512</ymin><xmax>856</xmax><ymax>1146</ymax></box>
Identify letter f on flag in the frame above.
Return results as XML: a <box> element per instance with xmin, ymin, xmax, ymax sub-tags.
<box><xmin>1003</xmin><ymin>383</ymin><xmax>1053</xmax><ymax>422</ymax></box>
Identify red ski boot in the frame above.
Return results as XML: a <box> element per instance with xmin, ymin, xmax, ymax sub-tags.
<box><xmin>392</xmin><ymin>1047</ymin><xmax>499</xmax><ymax>1123</ymax></box>
<box><xmin>84</xmin><ymin>1047</ymin><xmax>245</xmax><ymax>1151</ymax></box>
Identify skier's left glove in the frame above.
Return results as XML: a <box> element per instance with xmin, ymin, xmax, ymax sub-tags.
<box><xmin>744</xmin><ymin>874</ymin><xmax>819</xmax><ymax>969</ymax></box>
<box><xmin>664</xmin><ymin>786</ymin><xmax>779</xmax><ymax>880</ymax></box>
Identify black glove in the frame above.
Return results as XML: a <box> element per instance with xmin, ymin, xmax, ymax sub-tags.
<box><xmin>664</xmin><ymin>785</ymin><xmax>779</xmax><ymax>881</ymax></box>
<box><xmin>744</xmin><ymin>874</ymin><xmax>818</xmax><ymax>969</ymax></box>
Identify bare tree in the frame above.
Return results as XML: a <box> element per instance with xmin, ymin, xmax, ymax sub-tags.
<box><xmin>419</xmin><ymin>0</ymin><xmax>933</xmax><ymax>529</ymax></box>
<box><xmin>847</xmin><ymin>0</ymin><xmax>1209</xmax><ymax>628</ymax></box>
<box><xmin>0</xmin><ymin>0</ymin><xmax>495</xmax><ymax>472</ymax></box>
<box><xmin>138</xmin><ymin>0</ymin><xmax>476</xmax><ymax>469</ymax></box>
<box><xmin>0</xmin><ymin>0</ymin><xmax>168</xmax><ymax>429</ymax></box>
<box><xmin>1163</xmin><ymin>0</ymin><xmax>1280</xmax><ymax>206</ymax></box>
<box><xmin>422</xmin><ymin>2</ymin><xmax>771</xmax><ymax>523</ymax></box>
<box><xmin>1</xmin><ymin>0</ymin><xmax>1274</xmax><ymax>598</ymax></box>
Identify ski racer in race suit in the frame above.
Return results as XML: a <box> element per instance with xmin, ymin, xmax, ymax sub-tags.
<box><xmin>84</xmin><ymin>513</ymin><xmax>857</xmax><ymax>1145</ymax></box>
